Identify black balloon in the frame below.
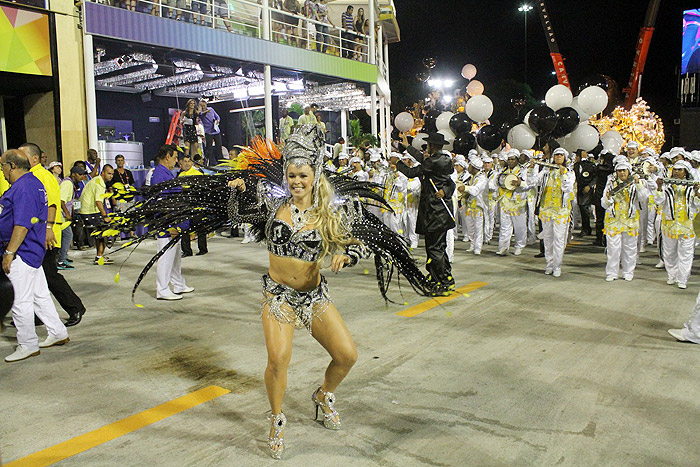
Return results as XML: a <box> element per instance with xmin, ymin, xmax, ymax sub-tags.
<box><xmin>453</xmin><ymin>132</ymin><xmax>477</xmax><ymax>155</ymax></box>
<box><xmin>528</xmin><ymin>105</ymin><xmax>557</xmax><ymax>135</ymax></box>
<box><xmin>449</xmin><ymin>112</ymin><xmax>473</xmax><ymax>135</ymax></box>
<box><xmin>499</xmin><ymin>121</ymin><xmax>515</xmax><ymax>142</ymax></box>
<box><xmin>552</xmin><ymin>107</ymin><xmax>580</xmax><ymax>138</ymax></box>
<box><xmin>0</xmin><ymin>268</ymin><xmax>13</xmax><ymax>330</ymax></box>
<box><xmin>416</xmin><ymin>71</ymin><xmax>431</xmax><ymax>82</ymax></box>
<box><xmin>476</xmin><ymin>125</ymin><xmax>502</xmax><ymax>151</ymax></box>
<box><xmin>422</xmin><ymin>110</ymin><xmax>440</xmax><ymax>133</ymax></box>
<box><xmin>423</xmin><ymin>57</ymin><xmax>436</xmax><ymax>69</ymax></box>
<box><xmin>577</xmin><ymin>74</ymin><xmax>609</xmax><ymax>93</ymax></box>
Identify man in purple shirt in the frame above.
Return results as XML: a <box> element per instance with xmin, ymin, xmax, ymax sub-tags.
<box><xmin>0</xmin><ymin>149</ymin><xmax>69</xmax><ymax>362</ymax></box>
<box><xmin>151</xmin><ymin>145</ymin><xmax>194</xmax><ymax>301</ymax></box>
<box><xmin>198</xmin><ymin>100</ymin><xmax>222</xmax><ymax>167</ymax></box>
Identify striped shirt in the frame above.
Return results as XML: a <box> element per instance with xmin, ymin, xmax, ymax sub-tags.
<box><xmin>341</xmin><ymin>11</ymin><xmax>354</xmax><ymax>30</ymax></box>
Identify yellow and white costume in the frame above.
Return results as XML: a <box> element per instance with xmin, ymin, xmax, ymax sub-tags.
<box><xmin>536</xmin><ymin>165</ymin><xmax>574</xmax><ymax>275</ymax></box>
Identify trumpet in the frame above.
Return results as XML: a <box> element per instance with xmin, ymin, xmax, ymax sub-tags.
<box><xmin>662</xmin><ymin>178</ymin><xmax>700</xmax><ymax>187</ymax></box>
<box><xmin>534</xmin><ymin>160</ymin><xmax>561</xmax><ymax>170</ymax></box>
<box><xmin>632</xmin><ymin>161</ymin><xmax>656</xmax><ymax>179</ymax></box>
<box><xmin>609</xmin><ymin>177</ymin><xmax>634</xmax><ymax>196</ymax></box>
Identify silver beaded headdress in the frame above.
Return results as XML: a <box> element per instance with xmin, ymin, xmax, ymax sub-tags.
<box><xmin>283</xmin><ymin>124</ymin><xmax>325</xmax><ymax>190</ymax></box>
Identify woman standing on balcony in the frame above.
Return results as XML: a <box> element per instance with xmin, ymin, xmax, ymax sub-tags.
<box><xmin>353</xmin><ymin>7</ymin><xmax>365</xmax><ymax>60</ymax></box>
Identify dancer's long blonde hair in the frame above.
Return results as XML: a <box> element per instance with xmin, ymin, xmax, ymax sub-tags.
<box><xmin>305</xmin><ymin>172</ymin><xmax>356</xmax><ymax>263</ymax></box>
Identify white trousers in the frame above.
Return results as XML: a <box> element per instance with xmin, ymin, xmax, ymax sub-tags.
<box><xmin>485</xmin><ymin>203</ymin><xmax>496</xmax><ymax>243</ymax></box>
<box><xmin>498</xmin><ymin>210</ymin><xmax>527</xmax><ymax>251</ymax></box>
<box><xmin>637</xmin><ymin>203</ymin><xmax>649</xmax><ymax>249</ymax></box>
<box><xmin>542</xmin><ymin>219</ymin><xmax>568</xmax><ymax>272</ymax></box>
<box><xmin>8</xmin><ymin>256</ymin><xmax>68</xmax><ymax>351</ymax></box>
<box><xmin>458</xmin><ymin>207</ymin><xmax>469</xmax><ymax>241</ymax></box>
<box><xmin>405</xmin><ymin>207</ymin><xmax>419</xmax><ymax>248</ymax></box>
<box><xmin>156</xmin><ymin>237</ymin><xmax>188</xmax><ymax>298</ymax></box>
<box><xmin>606</xmin><ymin>232</ymin><xmax>638</xmax><ymax>279</ymax></box>
<box><xmin>646</xmin><ymin>208</ymin><xmax>657</xmax><ymax>245</ymax></box>
<box><xmin>527</xmin><ymin>198</ymin><xmax>537</xmax><ymax>243</ymax></box>
<box><xmin>682</xmin><ymin>290</ymin><xmax>700</xmax><ymax>343</ymax></box>
<box><xmin>383</xmin><ymin>211</ymin><xmax>406</xmax><ymax>237</ymax></box>
<box><xmin>662</xmin><ymin>235</ymin><xmax>695</xmax><ymax>285</ymax></box>
<box><xmin>465</xmin><ymin>214</ymin><xmax>484</xmax><ymax>254</ymax></box>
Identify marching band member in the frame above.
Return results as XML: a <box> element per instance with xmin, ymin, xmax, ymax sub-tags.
<box><xmin>639</xmin><ymin>148</ymin><xmax>659</xmax><ymax>250</ymax></box>
<box><xmin>536</xmin><ymin>148</ymin><xmax>574</xmax><ymax>277</ymax></box>
<box><xmin>453</xmin><ymin>155</ymin><xmax>469</xmax><ymax>243</ymax></box>
<box><xmin>482</xmin><ymin>154</ymin><xmax>497</xmax><ymax>244</ymax></box>
<box><xmin>520</xmin><ymin>150</ymin><xmax>538</xmax><ymax>245</ymax></box>
<box><xmin>404</xmin><ymin>154</ymin><xmax>421</xmax><ymax>249</ymax></box>
<box><xmin>457</xmin><ymin>155</ymin><xmax>488</xmax><ymax>255</ymax></box>
<box><xmin>601</xmin><ymin>161</ymin><xmax>649</xmax><ymax>282</ymax></box>
<box><xmin>446</xmin><ymin>158</ymin><xmax>462</xmax><ymax>263</ymax></box>
<box><xmin>349</xmin><ymin>156</ymin><xmax>368</xmax><ymax>182</ymax></box>
<box><xmin>383</xmin><ymin>153</ymin><xmax>408</xmax><ymax>236</ymax></box>
<box><xmin>495</xmin><ymin>150</ymin><xmax>532</xmax><ymax>256</ymax></box>
<box><xmin>336</xmin><ymin>152</ymin><xmax>349</xmax><ymax>172</ymax></box>
<box><xmin>654</xmin><ymin>160</ymin><xmax>700</xmax><ymax>289</ymax></box>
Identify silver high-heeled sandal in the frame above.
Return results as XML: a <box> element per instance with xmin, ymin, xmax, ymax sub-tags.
<box><xmin>267</xmin><ymin>412</ymin><xmax>286</xmax><ymax>460</ymax></box>
<box><xmin>312</xmin><ymin>387</ymin><xmax>341</xmax><ymax>430</ymax></box>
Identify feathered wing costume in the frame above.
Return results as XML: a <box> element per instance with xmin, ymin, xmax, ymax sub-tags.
<box><xmin>100</xmin><ymin>125</ymin><xmax>434</xmax><ymax>301</ymax></box>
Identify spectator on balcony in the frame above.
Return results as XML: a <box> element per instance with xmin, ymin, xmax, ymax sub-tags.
<box><xmin>340</xmin><ymin>5</ymin><xmax>354</xmax><ymax>58</ymax></box>
<box><xmin>302</xmin><ymin>0</ymin><xmax>316</xmax><ymax>49</ymax></box>
<box><xmin>165</xmin><ymin>0</ymin><xmax>186</xmax><ymax>21</ymax></box>
<box><xmin>190</xmin><ymin>0</ymin><xmax>207</xmax><ymax>25</ymax></box>
<box><xmin>213</xmin><ymin>0</ymin><xmax>232</xmax><ymax>31</ymax></box>
<box><xmin>270</xmin><ymin>0</ymin><xmax>285</xmax><ymax>42</ymax></box>
<box><xmin>282</xmin><ymin>0</ymin><xmax>299</xmax><ymax>47</ymax></box>
<box><xmin>279</xmin><ymin>108</ymin><xmax>294</xmax><ymax>143</ymax></box>
<box><xmin>315</xmin><ymin>112</ymin><xmax>326</xmax><ymax>136</ymax></box>
<box><xmin>199</xmin><ymin>100</ymin><xmax>222</xmax><ymax>167</ymax></box>
<box><xmin>314</xmin><ymin>0</ymin><xmax>334</xmax><ymax>54</ymax></box>
<box><xmin>354</xmin><ymin>8</ymin><xmax>365</xmax><ymax>59</ymax></box>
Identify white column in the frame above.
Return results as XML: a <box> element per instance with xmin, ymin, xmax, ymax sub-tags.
<box><xmin>379</xmin><ymin>97</ymin><xmax>386</xmax><ymax>155</ymax></box>
<box><xmin>83</xmin><ymin>33</ymin><xmax>98</xmax><ymax>151</ymax></box>
<box><xmin>262</xmin><ymin>0</ymin><xmax>272</xmax><ymax>141</ymax></box>
<box><xmin>341</xmin><ymin>109</ymin><xmax>348</xmax><ymax>151</ymax></box>
<box><xmin>385</xmin><ymin>97</ymin><xmax>392</xmax><ymax>151</ymax></box>
<box><xmin>370</xmin><ymin>84</ymin><xmax>377</xmax><ymax>137</ymax></box>
<box><xmin>384</xmin><ymin>42</ymin><xmax>390</xmax><ymax>89</ymax></box>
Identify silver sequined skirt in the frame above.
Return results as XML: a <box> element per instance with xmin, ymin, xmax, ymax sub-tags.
<box><xmin>261</xmin><ymin>274</ymin><xmax>332</xmax><ymax>333</ymax></box>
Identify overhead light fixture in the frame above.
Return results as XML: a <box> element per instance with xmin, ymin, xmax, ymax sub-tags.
<box><xmin>233</xmin><ymin>88</ymin><xmax>248</xmax><ymax>99</ymax></box>
<box><xmin>288</xmin><ymin>80</ymin><xmax>305</xmax><ymax>91</ymax></box>
<box><xmin>518</xmin><ymin>4</ymin><xmax>533</xmax><ymax>12</ymax></box>
<box><xmin>248</xmin><ymin>85</ymin><xmax>265</xmax><ymax>96</ymax></box>
<box><xmin>273</xmin><ymin>82</ymin><xmax>287</xmax><ymax>93</ymax></box>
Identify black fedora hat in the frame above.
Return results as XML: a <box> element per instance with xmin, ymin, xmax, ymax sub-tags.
<box><xmin>424</xmin><ymin>132</ymin><xmax>448</xmax><ymax>146</ymax></box>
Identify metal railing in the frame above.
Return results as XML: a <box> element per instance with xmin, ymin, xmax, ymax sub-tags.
<box><xmin>93</xmin><ymin>0</ymin><xmax>371</xmax><ymax>63</ymax></box>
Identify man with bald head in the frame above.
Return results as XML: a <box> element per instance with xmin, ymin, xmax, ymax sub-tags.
<box><xmin>0</xmin><ymin>150</ymin><xmax>69</xmax><ymax>362</ymax></box>
<box><xmin>19</xmin><ymin>143</ymin><xmax>85</xmax><ymax>327</ymax></box>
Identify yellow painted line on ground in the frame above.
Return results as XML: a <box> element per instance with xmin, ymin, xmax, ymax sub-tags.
<box><xmin>396</xmin><ymin>281</ymin><xmax>488</xmax><ymax>318</ymax></box>
<box><xmin>6</xmin><ymin>385</ymin><xmax>230</xmax><ymax>467</ymax></box>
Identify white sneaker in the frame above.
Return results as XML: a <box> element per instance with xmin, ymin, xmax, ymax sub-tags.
<box><xmin>552</xmin><ymin>269</ymin><xmax>561</xmax><ymax>278</ymax></box>
<box><xmin>241</xmin><ymin>238</ymin><xmax>252</xmax><ymax>244</ymax></box>
<box><xmin>462</xmin><ymin>237</ymin><xmax>469</xmax><ymax>243</ymax></box>
<box><xmin>605</xmin><ymin>276</ymin><xmax>616</xmax><ymax>282</ymax></box>
<box><xmin>668</xmin><ymin>329</ymin><xmax>692</xmax><ymax>342</ymax></box>
<box><xmin>174</xmin><ymin>286</ymin><xmax>195</xmax><ymax>294</ymax></box>
<box><xmin>467</xmin><ymin>246</ymin><xmax>474</xmax><ymax>253</ymax></box>
<box><xmin>667</xmin><ymin>278</ymin><xmax>676</xmax><ymax>285</ymax></box>
<box><xmin>623</xmin><ymin>275</ymin><xmax>633</xmax><ymax>281</ymax></box>
<box><xmin>38</xmin><ymin>335</ymin><xmax>70</xmax><ymax>348</ymax></box>
<box><xmin>678</xmin><ymin>283</ymin><xmax>687</xmax><ymax>290</ymax></box>
<box><xmin>513</xmin><ymin>248</ymin><xmax>523</xmax><ymax>256</ymax></box>
<box><xmin>639</xmin><ymin>246</ymin><xmax>646</xmax><ymax>253</ymax></box>
<box><xmin>655</xmin><ymin>261</ymin><xmax>665</xmax><ymax>269</ymax></box>
<box><xmin>474</xmin><ymin>251</ymin><xmax>481</xmax><ymax>255</ymax></box>
<box><xmin>5</xmin><ymin>345</ymin><xmax>40</xmax><ymax>363</ymax></box>
<box><xmin>544</xmin><ymin>269</ymin><xmax>553</xmax><ymax>275</ymax></box>
<box><xmin>157</xmin><ymin>294</ymin><xmax>183</xmax><ymax>301</ymax></box>
<box><xmin>496</xmin><ymin>249</ymin><xmax>508</xmax><ymax>256</ymax></box>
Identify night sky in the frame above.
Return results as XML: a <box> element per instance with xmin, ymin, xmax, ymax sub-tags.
<box><xmin>388</xmin><ymin>0</ymin><xmax>698</xmax><ymax>147</ymax></box>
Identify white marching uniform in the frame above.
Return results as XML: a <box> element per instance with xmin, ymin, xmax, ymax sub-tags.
<box><xmin>654</xmin><ymin>183</ymin><xmax>700</xmax><ymax>287</ymax></box>
<box><xmin>458</xmin><ymin>171</ymin><xmax>488</xmax><ymax>254</ymax></box>
<box><xmin>382</xmin><ymin>170</ymin><xmax>408</xmax><ymax>236</ymax></box>
<box><xmin>525</xmin><ymin>164</ymin><xmax>538</xmax><ymax>244</ymax></box>
<box><xmin>495</xmin><ymin>166</ymin><xmax>531</xmax><ymax>253</ymax></box>
<box><xmin>405</xmin><ymin>176</ymin><xmax>421</xmax><ymax>248</ymax></box>
<box><xmin>536</xmin><ymin>166</ymin><xmax>574</xmax><ymax>274</ymax></box>
<box><xmin>485</xmin><ymin>169</ymin><xmax>498</xmax><ymax>244</ymax></box>
<box><xmin>676</xmin><ymin>291</ymin><xmax>700</xmax><ymax>343</ymax></box>
<box><xmin>601</xmin><ymin>176</ymin><xmax>649</xmax><ymax>280</ymax></box>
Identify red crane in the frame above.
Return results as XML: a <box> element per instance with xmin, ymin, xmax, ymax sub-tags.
<box><xmin>622</xmin><ymin>0</ymin><xmax>662</xmax><ymax>108</ymax></box>
<box><xmin>534</xmin><ymin>1</ymin><xmax>571</xmax><ymax>89</ymax></box>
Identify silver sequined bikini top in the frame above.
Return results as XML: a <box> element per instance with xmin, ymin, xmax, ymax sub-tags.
<box><xmin>266</xmin><ymin>218</ymin><xmax>323</xmax><ymax>262</ymax></box>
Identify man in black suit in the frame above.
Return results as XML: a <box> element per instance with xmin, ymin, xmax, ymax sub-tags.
<box><xmin>574</xmin><ymin>149</ymin><xmax>597</xmax><ymax>237</ymax></box>
<box><xmin>397</xmin><ymin>132</ymin><xmax>456</xmax><ymax>296</ymax></box>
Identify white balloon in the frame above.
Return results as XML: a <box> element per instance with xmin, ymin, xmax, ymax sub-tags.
<box><xmin>394</xmin><ymin>112</ymin><xmax>415</xmax><ymax>133</ymax></box>
<box><xmin>523</xmin><ymin>109</ymin><xmax>533</xmax><ymax>126</ymax></box>
<box><xmin>412</xmin><ymin>133</ymin><xmax>429</xmax><ymax>151</ymax></box>
<box><xmin>545</xmin><ymin>84</ymin><xmax>573</xmax><ymax>111</ymax></box>
<box><xmin>571</xmin><ymin>97</ymin><xmax>591</xmax><ymax>122</ymax></box>
<box><xmin>438</xmin><ymin>129</ymin><xmax>456</xmax><ymax>152</ymax></box>
<box><xmin>569</xmin><ymin>124</ymin><xmax>599</xmax><ymax>151</ymax></box>
<box><xmin>508</xmin><ymin>124</ymin><xmax>536</xmax><ymax>150</ymax></box>
<box><xmin>577</xmin><ymin>86</ymin><xmax>608</xmax><ymax>116</ymax></box>
<box><xmin>466</xmin><ymin>80</ymin><xmax>484</xmax><ymax>96</ymax></box>
<box><xmin>465</xmin><ymin>95</ymin><xmax>493</xmax><ymax>123</ymax></box>
<box><xmin>461</xmin><ymin>64</ymin><xmax>477</xmax><ymax>80</ymax></box>
<box><xmin>436</xmin><ymin>112</ymin><xmax>454</xmax><ymax>132</ymax></box>
<box><xmin>601</xmin><ymin>130</ymin><xmax>624</xmax><ymax>153</ymax></box>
